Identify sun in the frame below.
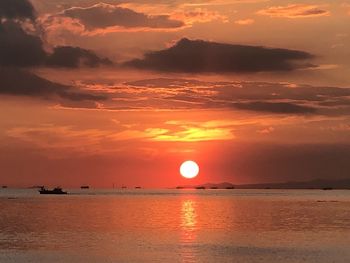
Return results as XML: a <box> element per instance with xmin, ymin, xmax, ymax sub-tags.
<box><xmin>180</xmin><ymin>160</ymin><xmax>199</xmax><ymax>179</ymax></box>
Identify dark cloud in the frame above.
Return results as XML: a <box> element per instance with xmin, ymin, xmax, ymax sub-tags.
<box><xmin>232</xmin><ymin>101</ymin><xmax>316</xmax><ymax>114</ymax></box>
<box><xmin>0</xmin><ymin>21</ymin><xmax>46</xmax><ymax>67</ymax></box>
<box><xmin>124</xmin><ymin>38</ymin><xmax>315</xmax><ymax>73</ymax></box>
<box><xmin>61</xmin><ymin>3</ymin><xmax>184</xmax><ymax>29</ymax></box>
<box><xmin>0</xmin><ymin>67</ymin><xmax>106</xmax><ymax>101</ymax></box>
<box><xmin>46</xmin><ymin>46</ymin><xmax>113</xmax><ymax>68</ymax></box>
<box><xmin>0</xmin><ymin>1</ymin><xmax>114</xmax><ymax>68</ymax></box>
<box><xmin>0</xmin><ymin>0</ymin><xmax>36</xmax><ymax>21</ymax></box>
<box><xmin>0</xmin><ymin>21</ymin><xmax>112</xmax><ymax>68</ymax></box>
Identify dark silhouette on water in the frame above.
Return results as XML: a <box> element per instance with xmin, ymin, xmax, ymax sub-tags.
<box><xmin>80</xmin><ymin>185</ymin><xmax>90</xmax><ymax>189</ymax></box>
<box><xmin>322</xmin><ymin>187</ymin><xmax>333</xmax><ymax>190</ymax></box>
<box><xmin>39</xmin><ymin>187</ymin><xmax>67</xmax><ymax>195</ymax></box>
<box><xmin>2</xmin><ymin>185</ymin><xmax>7</xmax><ymax>189</ymax></box>
<box><xmin>176</xmin><ymin>182</ymin><xmax>235</xmax><ymax>190</ymax></box>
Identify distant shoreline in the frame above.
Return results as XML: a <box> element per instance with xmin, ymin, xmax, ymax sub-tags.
<box><xmin>175</xmin><ymin>178</ymin><xmax>350</xmax><ymax>190</ymax></box>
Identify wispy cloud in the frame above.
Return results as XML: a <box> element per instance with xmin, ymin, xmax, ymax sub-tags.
<box><xmin>171</xmin><ymin>8</ymin><xmax>228</xmax><ymax>25</ymax></box>
<box><xmin>234</xmin><ymin>18</ymin><xmax>255</xmax><ymax>25</ymax></box>
<box><xmin>257</xmin><ymin>4</ymin><xmax>330</xmax><ymax>18</ymax></box>
<box><xmin>47</xmin><ymin>77</ymin><xmax>350</xmax><ymax>118</ymax></box>
<box><xmin>145</xmin><ymin>122</ymin><xmax>235</xmax><ymax>142</ymax></box>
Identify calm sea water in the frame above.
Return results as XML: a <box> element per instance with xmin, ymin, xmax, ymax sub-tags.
<box><xmin>0</xmin><ymin>189</ymin><xmax>349</xmax><ymax>263</ymax></box>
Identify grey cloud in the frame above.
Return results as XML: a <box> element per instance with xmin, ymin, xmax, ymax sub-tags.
<box><xmin>46</xmin><ymin>46</ymin><xmax>113</xmax><ymax>68</ymax></box>
<box><xmin>0</xmin><ymin>67</ymin><xmax>106</xmax><ymax>101</ymax></box>
<box><xmin>0</xmin><ymin>21</ymin><xmax>112</xmax><ymax>68</ymax></box>
<box><xmin>124</xmin><ymin>38</ymin><xmax>315</xmax><ymax>73</ymax></box>
<box><xmin>0</xmin><ymin>21</ymin><xmax>46</xmax><ymax>67</ymax></box>
<box><xmin>0</xmin><ymin>1</ymin><xmax>114</xmax><ymax>68</ymax></box>
<box><xmin>0</xmin><ymin>0</ymin><xmax>36</xmax><ymax>21</ymax></box>
<box><xmin>61</xmin><ymin>3</ymin><xmax>184</xmax><ymax>29</ymax></box>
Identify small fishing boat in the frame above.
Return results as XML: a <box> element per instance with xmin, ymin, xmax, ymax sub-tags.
<box><xmin>39</xmin><ymin>187</ymin><xmax>67</xmax><ymax>195</ymax></box>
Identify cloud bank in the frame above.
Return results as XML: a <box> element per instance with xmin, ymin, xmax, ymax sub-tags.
<box><xmin>124</xmin><ymin>38</ymin><xmax>315</xmax><ymax>73</ymax></box>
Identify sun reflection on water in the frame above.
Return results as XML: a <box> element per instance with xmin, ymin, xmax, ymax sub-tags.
<box><xmin>180</xmin><ymin>199</ymin><xmax>198</xmax><ymax>263</ymax></box>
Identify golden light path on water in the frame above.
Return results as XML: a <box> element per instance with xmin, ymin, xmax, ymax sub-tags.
<box><xmin>180</xmin><ymin>199</ymin><xmax>198</xmax><ymax>263</ymax></box>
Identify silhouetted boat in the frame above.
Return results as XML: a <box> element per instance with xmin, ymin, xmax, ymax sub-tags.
<box><xmin>39</xmin><ymin>187</ymin><xmax>67</xmax><ymax>195</ymax></box>
<box><xmin>210</xmin><ymin>186</ymin><xmax>218</xmax><ymax>189</ymax></box>
<box><xmin>322</xmin><ymin>187</ymin><xmax>333</xmax><ymax>190</ymax></box>
<box><xmin>80</xmin><ymin>185</ymin><xmax>89</xmax><ymax>189</ymax></box>
<box><xmin>195</xmin><ymin>186</ymin><xmax>205</xmax><ymax>189</ymax></box>
<box><xmin>2</xmin><ymin>185</ymin><xmax>7</xmax><ymax>189</ymax></box>
<box><xmin>225</xmin><ymin>186</ymin><xmax>235</xmax><ymax>189</ymax></box>
<box><xmin>135</xmin><ymin>186</ymin><xmax>141</xmax><ymax>189</ymax></box>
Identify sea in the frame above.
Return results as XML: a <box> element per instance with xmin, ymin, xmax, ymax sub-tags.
<box><xmin>0</xmin><ymin>188</ymin><xmax>349</xmax><ymax>263</ymax></box>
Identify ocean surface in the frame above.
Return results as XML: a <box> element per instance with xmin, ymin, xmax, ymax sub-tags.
<box><xmin>0</xmin><ymin>188</ymin><xmax>349</xmax><ymax>263</ymax></box>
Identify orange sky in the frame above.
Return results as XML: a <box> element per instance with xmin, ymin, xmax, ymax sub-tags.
<box><xmin>0</xmin><ymin>0</ymin><xmax>350</xmax><ymax>187</ymax></box>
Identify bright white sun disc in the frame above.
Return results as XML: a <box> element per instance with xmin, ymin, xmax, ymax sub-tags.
<box><xmin>180</xmin><ymin>160</ymin><xmax>199</xmax><ymax>179</ymax></box>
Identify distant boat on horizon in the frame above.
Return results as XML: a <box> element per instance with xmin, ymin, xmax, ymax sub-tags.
<box><xmin>176</xmin><ymin>182</ymin><xmax>235</xmax><ymax>190</ymax></box>
<box><xmin>2</xmin><ymin>185</ymin><xmax>7</xmax><ymax>189</ymax></box>
<box><xmin>80</xmin><ymin>185</ymin><xmax>90</xmax><ymax>189</ymax></box>
<box><xmin>135</xmin><ymin>186</ymin><xmax>141</xmax><ymax>189</ymax></box>
<box><xmin>39</xmin><ymin>187</ymin><xmax>67</xmax><ymax>195</ymax></box>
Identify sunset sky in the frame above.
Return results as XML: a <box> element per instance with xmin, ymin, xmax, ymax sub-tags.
<box><xmin>1</xmin><ymin>0</ymin><xmax>350</xmax><ymax>188</ymax></box>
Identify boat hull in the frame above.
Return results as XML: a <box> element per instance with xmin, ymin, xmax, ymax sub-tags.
<box><xmin>39</xmin><ymin>190</ymin><xmax>67</xmax><ymax>195</ymax></box>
